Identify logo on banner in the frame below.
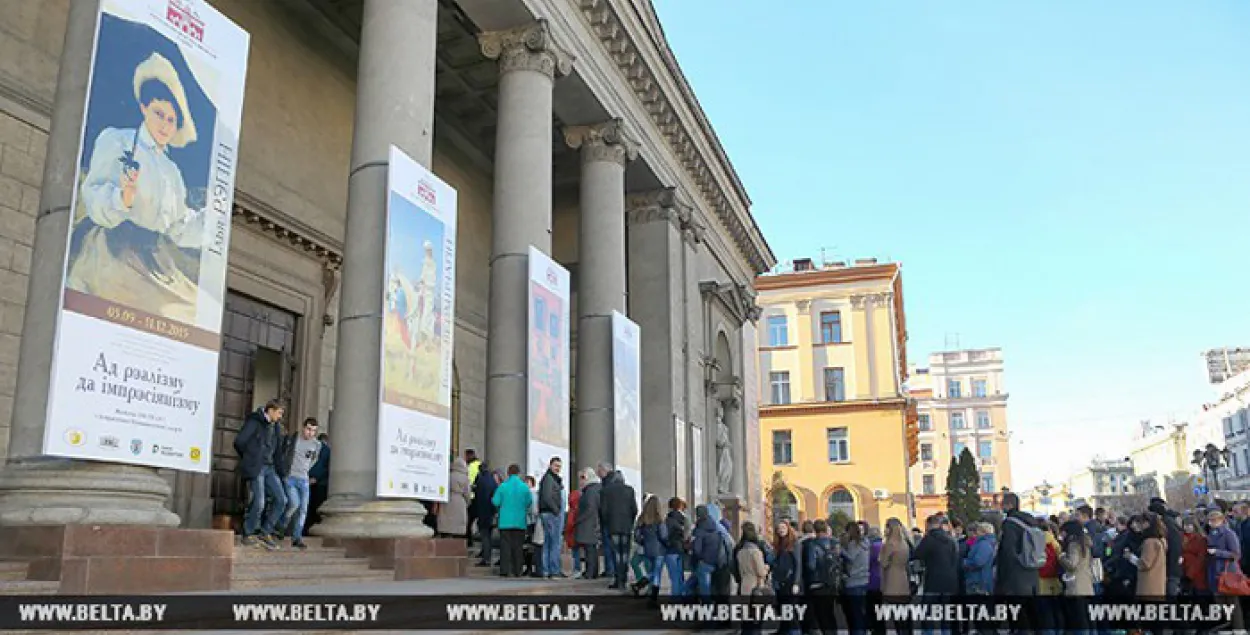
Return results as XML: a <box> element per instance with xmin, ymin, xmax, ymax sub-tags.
<box><xmin>130</xmin><ymin>439</ymin><xmax>144</xmax><ymax>456</ymax></box>
<box><xmin>166</xmin><ymin>0</ymin><xmax>205</xmax><ymax>41</ymax></box>
<box><xmin>98</xmin><ymin>435</ymin><xmax>120</xmax><ymax>450</ymax></box>
<box><xmin>64</xmin><ymin>430</ymin><xmax>85</xmax><ymax>447</ymax></box>
<box><xmin>417</xmin><ymin>179</ymin><xmax>437</xmax><ymax>209</ymax></box>
<box><xmin>189</xmin><ymin>447</ymin><xmax>203</xmax><ymax>463</ymax></box>
<box><xmin>546</xmin><ymin>267</ymin><xmax>558</xmax><ymax>286</ymax></box>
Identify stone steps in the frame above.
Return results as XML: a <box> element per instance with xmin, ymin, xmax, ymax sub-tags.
<box><xmin>0</xmin><ymin>561</ymin><xmax>30</xmax><ymax>582</ymax></box>
<box><xmin>0</xmin><ymin>580</ymin><xmax>59</xmax><ymax>595</ymax></box>
<box><xmin>231</xmin><ymin>541</ymin><xmax>396</xmax><ymax>589</ymax></box>
<box><xmin>230</xmin><ymin>570</ymin><xmax>396</xmax><ymax>590</ymax></box>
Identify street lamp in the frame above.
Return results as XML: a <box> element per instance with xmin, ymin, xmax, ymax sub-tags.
<box><xmin>1192</xmin><ymin>444</ymin><xmax>1232</xmax><ymax>492</ymax></box>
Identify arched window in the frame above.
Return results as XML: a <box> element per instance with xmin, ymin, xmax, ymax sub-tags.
<box><xmin>772</xmin><ymin>488</ymin><xmax>798</xmax><ymax>524</ymax></box>
<box><xmin>827</xmin><ymin>487</ymin><xmax>856</xmax><ymax>521</ymax></box>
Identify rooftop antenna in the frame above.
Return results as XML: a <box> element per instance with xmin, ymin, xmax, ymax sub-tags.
<box><xmin>819</xmin><ymin>246</ymin><xmax>838</xmax><ymax>266</ymax></box>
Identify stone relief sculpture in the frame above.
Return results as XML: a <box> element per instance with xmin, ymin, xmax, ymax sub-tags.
<box><xmin>716</xmin><ymin>401</ymin><xmax>733</xmax><ymax>495</ymax></box>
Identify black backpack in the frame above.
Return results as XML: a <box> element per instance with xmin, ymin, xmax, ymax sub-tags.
<box><xmin>809</xmin><ymin>540</ymin><xmax>844</xmax><ymax>592</ymax></box>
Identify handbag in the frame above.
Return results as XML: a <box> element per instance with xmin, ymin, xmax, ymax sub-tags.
<box><xmin>1218</xmin><ymin>560</ymin><xmax>1250</xmax><ymax>596</ymax></box>
<box><xmin>750</xmin><ymin>571</ymin><xmax>775</xmax><ymax>603</ymax></box>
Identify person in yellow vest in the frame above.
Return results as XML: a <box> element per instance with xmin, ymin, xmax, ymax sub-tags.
<box><xmin>464</xmin><ymin>449</ymin><xmax>481</xmax><ymax>547</ymax></box>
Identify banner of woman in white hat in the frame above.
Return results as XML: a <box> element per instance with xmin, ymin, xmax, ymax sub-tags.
<box><xmin>43</xmin><ymin>0</ymin><xmax>249</xmax><ymax>473</ymax></box>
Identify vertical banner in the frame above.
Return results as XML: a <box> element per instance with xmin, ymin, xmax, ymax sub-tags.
<box><xmin>695</xmin><ymin>425</ymin><xmax>705</xmax><ymax>502</ymax></box>
<box><xmin>611</xmin><ymin>311</ymin><xmax>642</xmax><ymax>508</ymax></box>
<box><xmin>527</xmin><ymin>247</ymin><xmax>571</xmax><ymax>479</ymax></box>
<box><xmin>377</xmin><ymin>146</ymin><xmax>457</xmax><ymax>500</ymax></box>
<box><xmin>674</xmin><ymin>417</ymin><xmax>688</xmax><ymax>502</ymax></box>
<box><xmin>43</xmin><ymin>0</ymin><xmax>249</xmax><ymax>472</ymax></box>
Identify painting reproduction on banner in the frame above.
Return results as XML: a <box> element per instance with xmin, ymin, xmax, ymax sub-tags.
<box><xmin>612</xmin><ymin>311</ymin><xmax>642</xmax><ymax>504</ymax></box>
<box><xmin>527</xmin><ymin>247</ymin><xmax>571</xmax><ymax>478</ymax></box>
<box><xmin>43</xmin><ymin>0</ymin><xmax>249</xmax><ymax>472</ymax></box>
<box><xmin>377</xmin><ymin>146</ymin><xmax>457</xmax><ymax>500</ymax></box>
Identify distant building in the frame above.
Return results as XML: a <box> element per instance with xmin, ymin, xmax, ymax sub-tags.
<box><xmin>908</xmin><ymin>348</ymin><xmax>1014</xmax><ymax>522</ymax></box>
<box><xmin>1204</xmin><ymin>347</ymin><xmax>1250</xmax><ymax>385</ymax></box>
<box><xmin>755</xmin><ymin>258</ymin><xmax>915</xmax><ymax>529</ymax></box>
<box><xmin>1069</xmin><ymin>458</ymin><xmax>1136</xmax><ymax>513</ymax></box>
<box><xmin>1020</xmin><ymin>482</ymin><xmax>1073</xmax><ymax>517</ymax></box>
<box><xmin>1127</xmin><ymin>423</ymin><xmax>1190</xmax><ymax>500</ymax></box>
<box><xmin>1215</xmin><ymin>367</ymin><xmax>1250</xmax><ymax>491</ymax></box>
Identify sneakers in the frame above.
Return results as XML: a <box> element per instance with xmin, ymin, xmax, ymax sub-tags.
<box><xmin>291</xmin><ymin>540</ymin><xmax>308</xmax><ymax>551</ymax></box>
<box><xmin>240</xmin><ymin>535</ymin><xmax>258</xmax><ymax>547</ymax></box>
<box><xmin>257</xmin><ymin>534</ymin><xmax>279</xmax><ymax>550</ymax></box>
<box><xmin>572</xmin><ymin>570</ymin><xmax>584</xmax><ymax>579</ymax></box>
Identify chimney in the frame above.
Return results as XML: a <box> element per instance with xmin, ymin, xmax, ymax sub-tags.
<box><xmin>793</xmin><ymin>258</ymin><xmax>814</xmax><ymax>272</ymax></box>
<box><xmin>854</xmin><ymin>258</ymin><xmax>878</xmax><ymax>266</ymax></box>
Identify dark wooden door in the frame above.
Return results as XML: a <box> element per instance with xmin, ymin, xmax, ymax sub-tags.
<box><xmin>211</xmin><ymin>292</ymin><xmax>299</xmax><ymax>519</ymax></box>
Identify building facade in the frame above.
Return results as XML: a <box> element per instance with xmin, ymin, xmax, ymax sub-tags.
<box><xmin>0</xmin><ymin>0</ymin><xmax>775</xmax><ymax>534</ymax></box>
<box><xmin>1127</xmin><ymin>422</ymin><xmax>1190</xmax><ymax>500</ymax></box>
<box><xmin>1213</xmin><ymin>367</ymin><xmax>1250</xmax><ymax>492</ymax></box>
<box><xmin>1204</xmin><ymin>347</ymin><xmax>1250</xmax><ymax>385</ymax></box>
<box><xmin>755</xmin><ymin>259</ymin><xmax>916</xmax><ymax>529</ymax></box>
<box><xmin>1068</xmin><ymin>458</ymin><xmax>1135</xmax><ymax>514</ymax></box>
<box><xmin>908</xmin><ymin>348</ymin><xmax>1013</xmax><ymax>522</ymax></box>
<box><xmin>1019</xmin><ymin>481</ymin><xmax>1073</xmax><ymax>517</ymax></box>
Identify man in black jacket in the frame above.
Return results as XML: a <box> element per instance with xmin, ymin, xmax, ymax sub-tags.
<box><xmin>1148</xmin><ymin>497</ymin><xmax>1183</xmax><ymax>598</ymax></box>
<box><xmin>472</xmin><ymin>461</ymin><xmax>498</xmax><ymax>566</ymax></box>
<box><xmin>995</xmin><ymin>492</ymin><xmax>1040</xmax><ymax>595</ymax></box>
<box><xmin>233</xmin><ymin>400</ymin><xmax>287</xmax><ymax>549</ymax></box>
<box><xmin>537</xmin><ymin>457</ymin><xmax>566</xmax><ymax>578</ymax></box>
<box><xmin>600</xmin><ymin>469</ymin><xmax>638</xmax><ymax>589</ymax></box>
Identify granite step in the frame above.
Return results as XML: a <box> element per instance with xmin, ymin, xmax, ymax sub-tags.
<box><xmin>230</xmin><ymin>570</ymin><xmax>395</xmax><ymax>590</ymax></box>
<box><xmin>233</xmin><ymin>546</ymin><xmax>360</xmax><ymax>564</ymax></box>
<box><xmin>0</xmin><ymin>561</ymin><xmax>29</xmax><ymax>582</ymax></box>
<box><xmin>0</xmin><ymin>580</ymin><xmax>59</xmax><ymax>595</ymax></box>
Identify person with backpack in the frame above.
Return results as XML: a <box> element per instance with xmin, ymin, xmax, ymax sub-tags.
<box><xmin>659</xmin><ymin>497</ymin><xmax>688</xmax><ymax>599</ymax></box>
<box><xmin>707</xmin><ymin>503</ymin><xmax>736</xmax><ymax>600</ymax></box>
<box><xmin>689</xmin><ymin>505</ymin><xmax>722</xmax><ymax>600</ymax></box>
<box><xmin>995</xmin><ymin>492</ymin><xmax>1042</xmax><ymax>595</ymax></box>
<box><xmin>802</xmin><ymin>519</ymin><xmax>842</xmax><ymax>635</ymax></box>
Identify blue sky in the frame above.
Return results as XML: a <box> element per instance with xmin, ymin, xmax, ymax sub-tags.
<box><xmin>653</xmin><ymin>1</ymin><xmax>1250</xmax><ymax>487</ymax></box>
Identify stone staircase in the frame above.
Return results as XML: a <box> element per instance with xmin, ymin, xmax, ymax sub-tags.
<box><xmin>0</xmin><ymin>561</ymin><xmax>59</xmax><ymax>595</ymax></box>
<box><xmin>231</xmin><ymin>536</ymin><xmax>395</xmax><ymax>589</ymax></box>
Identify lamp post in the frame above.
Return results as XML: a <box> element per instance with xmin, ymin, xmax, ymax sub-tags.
<box><xmin>1192</xmin><ymin>444</ymin><xmax>1231</xmax><ymax>494</ymax></box>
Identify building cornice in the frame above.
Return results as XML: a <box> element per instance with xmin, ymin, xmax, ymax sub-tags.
<box><xmin>761</xmin><ymin>398</ymin><xmax>909</xmax><ymax>418</ymax></box>
<box><xmin>232</xmin><ymin>191</ymin><xmax>343</xmax><ymax>271</ymax></box>
<box><xmin>756</xmin><ymin>263</ymin><xmax>900</xmax><ymax>291</ymax></box>
<box><xmin>573</xmin><ymin>0</ymin><xmax>774</xmax><ymax>274</ymax></box>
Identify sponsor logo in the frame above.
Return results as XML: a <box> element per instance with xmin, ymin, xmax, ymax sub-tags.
<box><xmin>400</xmin><ymin>482</ymin><xmax>410</xmax><ymax>492</ymax></box>
<box><xmin>166</xmin><ymin>0</ymin><xmax>205</xmax><ymax>42</ymax></box>
<box><xmin>546</xmin><ymin>267</ymin><xmax>558</xmax><ymax>286</ymax></box>
<box><xmin>64</xmin><ymin>429</ymin><xmax>85</xmax><ymax>447</ymax></box>
<box><xmin>149</xmin><ymin>444</ymin><xmax>186</xmax><ymax>459</ymax></box>
<box><xmin>152</xmin><ymin>444</ymin><xmax>160</xmax><ymax>455</ymax></box>
<box><xmin>189</xmin><ymin>447</ymin><xmax>202</xmax><ymax>463</ymax></box>
<box><xmin>417</xmin><ymin>180</ymin><xmax>437</xmax><ymax>208</ymax></box>
<box><xmin>98</xmin><ymin>435</ymin><xmax>120</xmax><ymax>450</ymax></box>
<box><xmin>130</xmin><ymin>439</ymin><xmax>143</xmax><ymax>455</ymax></box>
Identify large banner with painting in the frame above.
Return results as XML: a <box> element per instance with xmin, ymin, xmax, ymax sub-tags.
<box><xmin>377</xmin><ymin>146</ymin><xmax>457</xmax><ymax>500</ymax></box>
<box><xmin>527</xmin><ymin>247</ymin><xmax>571</xmax><ymax>478</ymax></box>
<box><xmin>42</xmin><ymin>0</ymin><xmax>249</xmax><ymax>472</ymax></box>
<box><xmin>611</xmin><ymin>311</ymin><xmax>642</xmax><ymax>507</ymax></box>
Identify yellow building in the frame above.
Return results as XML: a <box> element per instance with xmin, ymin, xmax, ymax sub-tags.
<box><xmin>756</xmin><ymin>259</ymin><xmax>916</xmax><ymax>530</ymax></box>
<box><xmin>909</xmin><ymin>348</ymin><xmax>1015</xmax><ymax>522</ymax></box>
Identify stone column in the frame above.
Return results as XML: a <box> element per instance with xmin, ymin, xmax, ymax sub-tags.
<box><xmin>564</xmin><ymin>119</ymin><xmax>636</xmax><ymax>477</ymax></box>
<box><xmin>0</xmin><ymin>0</ymin><xmax>178</xmax><ymax>527</ymax></box>
<box><xmin>479</xmin><ymin>21</ymin><xmax>571</xmax><ymax>472</ymax></box>
<box><xmin>316</xmin><ymin>0</ymin><xmax>438</xmax><ymax>538</ymax></box>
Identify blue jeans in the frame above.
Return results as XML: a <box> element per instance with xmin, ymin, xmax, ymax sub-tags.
<box><xmin>540</xmin><ymin>512</ymin><xmax>563</xmax><ymax>575</ymax></box>
<box><xmin>683</xmin><ymin>562</ymin><xmax>715</xmax><ymax>598</ymax></box>
<box><xmin>844</xmin><ymin>585</ymin><xmax>868</xmax><ymax>635</ymax></box>
<box><xmin>662</xmin><ymin>553</ymin><xmax>684</xmax><ymax>596</ymax></box>
<box><xmin>571</xmin><ymin>545</ymin><xmax>582</xmax><ymax>573</ymax></box>
<box><xmin>244</xmin><ymin>466</ymin><xmax>286</xmax><ymax>536</ymax></box>
<box><xmin>602</xmin><ymin>527</ymin><xmax>616</xmax><ymax>575</ymax></box>
<box><xmin>282</xmin><ymin>477</ymin><xmax>311</xmax><ymax>541</ymax></box>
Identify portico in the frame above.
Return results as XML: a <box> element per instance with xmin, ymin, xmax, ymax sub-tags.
<box><xmin>0</xmin><ymin>0</ymin><xmax>775</xmax><ymax>569</ymax></box>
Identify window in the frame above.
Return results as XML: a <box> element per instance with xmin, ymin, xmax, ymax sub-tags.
<box><xmin>820</xmin><ymin>311</ymin><xmax>843</xmax><ymax>343</ymax></box>
<box><xmin>1108</xmin><ymin>477</ymin><xmax>1117</xmax><ymax>493</ymax></box>
<box><xmin>827</xmin><ymin>488</ymin><xmax>856</xmax><ymax>520</ymax></box>
<box><xmin>770</xmin><ymin>372</ymin><xmax>791</xmax><ymax>405</ymax></box>
<box><xmin>921</xmin><ymin>443</ymin><xmax>933</xmax><ymax>461</ymax></box>
<box><xmin>918</xmin><ymin>413</ymin><xmax>932</xmax><ymax>431</ymax></box>
<box><xmin>972</xmin><ymin>379</ymin><xmax>987</xmax><ymax>398</ymax></box>
<box><xmin>827</xmin><ymin>428</ymin><xmax>850</xmax><ymax>463</ymax></box>
<box><xmin>981</xmin><ymin>473</ymin><xmax>995</xmax><ymax>493</ymax></box>
<box><xmin>976</xmin><ymin>410</ymin><xmax>991</xmax><ymax>429</ymax></box>
<box><xmin>824</xmin><ymin>367</ymin><xmax>846</xmax><ymax>402</ymax></box>
<box><xmin>767</xmin><ymin>316</ymin><xmax>789</xmax><ymax>347</ymax></box>
<box><xmin>772</xmin><ymin>430</ymin><xmax>793</xmax><ymax>465</ymax></box>
<box><xmin>978</xmin><ymin>440</ymin><xmax>992</xmax><ymax>459</ymax></box>
<box><xmin>1245</xmin><ymin>449</ymin><xmax>1249</xmax><ymax>477</ymax></box>
<box><xmin>954</xmin><ymin>441</ymin><xmax>967</xmax><ymax>457</ymax></box>
<box><xmin>922</xmin><ymin>475</ymin><xmax>936</xmax><ymax>495</ymax></box>
<box><xmin>948</xmin><ymin>380</ymin><xmax>962</xmax><ymax>398</ymax></box>
<box><xmin>1226</xmin><ymin>417</ymin><xmax>1235</xmax><ymax>437</ymax></box>
<box><xmin>1235</xmin><ymin>453</ymin><xmax>1241</xmax><ymax>477</ymax></box>
<box><xmin>951</xmin><ymin>411</ymin><xmax>966</xmax><ymax>430</ymax></box>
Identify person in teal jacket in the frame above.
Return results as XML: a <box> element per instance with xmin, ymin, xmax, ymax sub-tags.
<box><xmin>493</xmin><ymin>464</ymin><xmax>533</xmax><ymax>577</ymax></box>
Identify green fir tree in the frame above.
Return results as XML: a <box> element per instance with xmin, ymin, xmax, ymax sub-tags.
<box><xmin>945</xmin><ymin>448</ymin><xmax>982</xmax><ymax>527</ymax></box>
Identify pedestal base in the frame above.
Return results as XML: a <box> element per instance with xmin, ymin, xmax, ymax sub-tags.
<box><xmin>312</xmin><ymin>494</ymin><xmax>433</xmax><ymax>538</ymax></box>
<box><xmin>0</xmin><ymin>458</ymin><xmax>180</xmax><ymax>527</ymax></box>
<box><xmin>322</xmin><ymin>536</ymin><xmax>468</xmax><ymax>580</ymax></box>
<box><xmin>719</xmin><ymin>496</ymin><xmax>743</xmax><ymax>538</ymax></box>
<box><xmin>0</xmin><ymin>524</ymin><xmax>233</xmax><ymax>593</ymax></box>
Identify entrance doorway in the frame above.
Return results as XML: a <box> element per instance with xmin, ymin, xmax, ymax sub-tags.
<box><xmin>209</xmin><ymin>292</ymin><xmax>300</xmax><ymax>529</ymax></box>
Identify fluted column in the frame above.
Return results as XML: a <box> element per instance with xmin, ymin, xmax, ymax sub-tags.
<box><xmin>565</xmin><ymin>119</ymin><xmax>637</xmax><ymax>477</ymax></box>
<box><xmin>316</xmin><ymin>0</ymin><xmax>438</xmax><ymax>538</ymax></box>
<box><xmin>479</xmin><ymin>21</ymin><xmax>572</xmax><ymax>472</ymax></box>
<box><xmin>0</xmin><ymin>0</ymin><xmax>178</xmax><ymax>527</ymax></box>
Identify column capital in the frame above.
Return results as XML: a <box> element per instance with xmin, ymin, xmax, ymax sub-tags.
<box><xmin>795</xmin><ymin>299</ymin><xmax>812</xmax><ymax>312</ymax></box>
<box><xmin>564</xmin><ymin>118</ymin><xmax>639</xmax><ymax>166</ymax></box>
<box><xmin>479</xmin><ymin>19</ymin><xmax>573</xmax><ymax>79</ymax></box>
